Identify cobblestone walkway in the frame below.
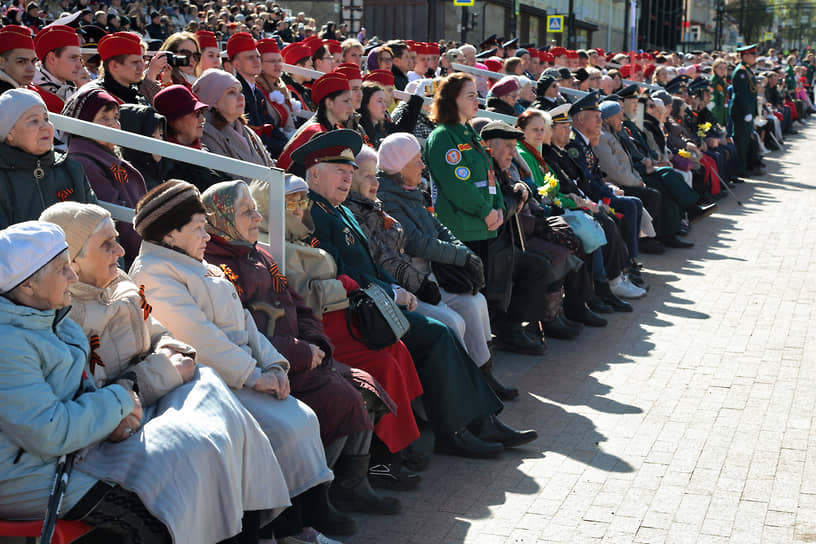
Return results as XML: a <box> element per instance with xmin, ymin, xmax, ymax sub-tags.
<box><xmin>347</xmin><ymin>124</ymin><xmax>816</xmax><ymax>544</ymax></box>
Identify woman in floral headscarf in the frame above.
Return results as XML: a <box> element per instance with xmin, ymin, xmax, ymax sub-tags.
<box><xmin>201</xmin><ymin>180</ymin><xmax>405</xmax><ymax>528</ymax></box>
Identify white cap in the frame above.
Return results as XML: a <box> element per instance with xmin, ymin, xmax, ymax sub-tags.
<box><xmin>0</xmin><ymin>221</ymin><xmax>68</xmax><ymax>293</ymax></box>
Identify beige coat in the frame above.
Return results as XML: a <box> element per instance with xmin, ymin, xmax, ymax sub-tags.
<box><xmin>129</xmin><ymin>241</ymin><xmax>333</xmax><ymax>498</ymax></box>
<box><xmin>68</xmin><ymin>270</ymin><xmax>194</xmax><ymax>405</ymax></box>
<box><xmin>594</xmin><ymin>125</ymin><xmax>644</xmax><ymax>188</ymax></box>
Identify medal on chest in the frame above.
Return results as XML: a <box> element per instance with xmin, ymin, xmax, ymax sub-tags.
<box><xmin>343</xmin><ymin>226</ymin><xmax>356</xmax><ymax>246</ymax></box>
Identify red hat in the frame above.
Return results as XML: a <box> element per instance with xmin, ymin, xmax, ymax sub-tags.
<box><xmin>311</xmin><ymin>72</ymin><xmax>350</xmax><ymax>104</ymax></box>
<box><xmin>594</xmin><ymin>48</ymin><xmax>605</xmax><ymax>56</ymax></box>
<box><xmin>527</xmin><ymin>47</ymin><xmax>538</xmax><ymax>57</ymax></box>
<box><xmin>226</xmin><ymin>32</ymin><xmax>256</xmax><ymax>60</ymax></box>
<box><xmin>153</xmin><ymin>84</ymin><xmax>208</xmax><ymax>122</ymax></box>
<box><xmin>427</xmin><ymin>42</ymin><xmax>440</xmax><ymax>55</ymax></box>
<box><xmin>256</xmin><ymin>38</ymin><xmax>279</xmax><ymax>55</ymax></box>
<box><xmin>490</xmin><ymin>76</ymin><xmax>519</xmax><ymax>97</ymax></box>
<box><xmin>195</xmin><ymin>30</ymin><xmax>218</xmax><ymax>50</ymax></box>
<box><xmin>619</xmin><ymin>64</ymin><xmax>631</xmax><ymax>77</ymax></box>
<box><xmin>483</xmin><ymin>58</ymin><xmax>503</xmax><ymax>72</ymax></box>
<box><xmin>633</xmin><ymin>63</ymin><xmax>643</xmax><ymax>73</ymax></box>
<box><xmin>98</xmin><ymin>31</ymin><xmax>142</xmax><ymax>61</ymax></box>
<box><xmin>34</xmin><ymin>25</ymin><xmax>79</xmax><ymax>61</ymax></box>
<box><xmin>363</xmin><ymin>69</ymin><xmax>395</xmax><ymax>87</ymax></box>
<box><xmin>643</xmin><ymin>63</ymin><xmax>656</xmax><ymax>79</ymax></box>
<box><xmin>302</xmin><ymin>36</ymin><xmax>324</xmax><ymax>56</ymax></box>
<box><xmin>540</xmin><ymin>51</ymin><xmax>554</xmax><ymax>63</ymax></box>
<box><xmin>550</xmin><ymin>46</ymin><xmax>566</xmax><ymax>57</ymax></box>
<box><xmin>405</xmin><ymin>40</ymin><xmax>416</xmax><ymax>50</ymax></box>
<box><xmin>323</xmin><ymin>39</ymin><xmax>341</xmax><ymax>54</ymax></box>
<box><xmin>566</xmin><ymin>50</ymin><xmax>578</xmax><ymax>59</ymax></box>
<box><xmin>281</xmin><ymin>42</ymin><xmax>311</xmax><ymax>65</ymax></box>
<box><xmin>0</xmin><ymin>25</ymin><xmax>35</xmax><ymax>54</ymax></box>
<box><xmin>334</xmin><ymin>65</ymin><xmax>361</xmax><ymax>82</ymax></box>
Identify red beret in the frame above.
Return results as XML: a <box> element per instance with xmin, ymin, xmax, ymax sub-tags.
<box><xmin>483</xmin><ymin>58</ymin><xmax>503</xmax><ymax>73</ymax></box>
<box><xmin>34</xmin><ymin>25</ymin><xmax>79</xmax><ymax>61</ymax></box>
<box><xmin>257</xmin><ymin>38</ymin><xmax>279</xmax><ymax>55</ymax></box>
<box><xmin>311</xmin><ymin>72</ymin><xmax>350</xmax><ymax>104</ymax></box>
<box><xmin>633</xmin><ymin>63</ymin><xmax>643</xmax><ymax>73</ymax></box>
<box><xmin>594</xmin><ymin>48</ymin><xmax>605</xmax><ymax>56</ymax></box>
<box><xmin>566</xmin><ymin>50</ymin><xmax>578</xmax><ymax>59</ymax></box>
<box><xmin>0</xmin><ymin>25</ymin><xmax>35</xmax><ymax>54</ymax></box>
<box><xmin>334</xmin><ymin>65</ymin><xmax>361</xmax><ymax>82</ymax></box>
<box><xmin>226</xmin><ymin>32</ymin><xmax>256</xmax><ymax>59</ymax></box>
<box><xmin>643</xmin><ymin>63</ymin><xmax>656</xmax><ymax>79</ymax></box>
<box><xmin>195</xmin><ymin>30</ymin><xmax>218</xmax><ymax>50</ymax></box>
<box><xmin>323</xmin><ymin>39</ymin><xmax>341</xmax><ymax>54</ymax></box>
<box><xmin>281</xmin><ymin>42</ymin><xmax>311</xmax><ymax>65</ymax></box>
<box><xmin>302</xmin><ymin>36</ymin><xmax>324</xmax><ymax>56</ymax></box>
<box><xmin>619</xmin><ymin>64</ymin><xmax>631</xmax><ymax>77</ymax></box>
<box><xmin>98</xmin><ymin>31</ymin><xmax>141</xmax><ymax>61</ymax></box>
<box><xmin>550</xmin><ymin>46</ymin><xmax>566</xmax><ymax>57</ymax></box>
<box><xmin>363</xmin><ymin>69</ymin><xmax>395</xmax><ymax>87</ymax></box>
<box><xmin>540</xmin><ymin>52</ymin><xmax>554</xmax><ymax>63</ymax></box>
<box><xmin>427</xmin><ymin>42</ymin><xmax>440</xmax><ymax>55</ymax></box>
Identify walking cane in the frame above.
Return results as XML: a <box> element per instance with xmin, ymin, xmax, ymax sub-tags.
<box><xmin>513</xmin><ymin>211</ymin><xmax>545</xmax><ymax>337</ymax></box>
<box><xmin>711</xmin><ymin>168</ymin><xmax>743</xmax><ymax>206</ymax></box>
<box><xmin>40</xmin><ymin>452</ymin><xmax>76</xmax><ymax>543</ymax></box>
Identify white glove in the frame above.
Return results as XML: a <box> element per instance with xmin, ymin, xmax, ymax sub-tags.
<box><xmin>290</xmin><ymin>98</ymin><xmax>302</xmax><ymax>112</ymax></box>
<box><xmin>268</xmin><ymin>90</ymin><xmax>285</xmax><ymax>104</ymax></box>
<box><xmin>744</xmin><ymin>114</ymin><xmax>753</xmax><ymax>122</ymax></box>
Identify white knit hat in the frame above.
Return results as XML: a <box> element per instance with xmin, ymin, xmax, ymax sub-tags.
<box><xmin>0</xmin><ymin>221</ymin><xmax>68</xmax><ymax>293</ymax></box>
<box><xmin>377</xmin><ymin>133</ymin><xmax>421</xmax><ymax>174</ymax></box>
<box><xmin>0</xmin><ymin>88</ymin><xmax>46</xmax><ymax>142</ymax></box>
<box><xmin>40</xmin><ymin>201</ymin><xmax>112</xmax><ymax>260</ymax></box>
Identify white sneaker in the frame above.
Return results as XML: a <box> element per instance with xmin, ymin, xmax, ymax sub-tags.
<box><xmin>610</xmin><ymin>275</ymin><xmax>647</xmax><ymax>299</ymax></box>
<box><xmin>279</xmin><ymin>528</ymin><xmax>344</xmax><ymax>544</ymax></box>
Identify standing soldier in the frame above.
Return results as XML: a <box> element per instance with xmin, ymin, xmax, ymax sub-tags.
<box><xmin>730</xmin><ymin>44</ymin><xmax>759</xmax><ymax>175</ymax></box>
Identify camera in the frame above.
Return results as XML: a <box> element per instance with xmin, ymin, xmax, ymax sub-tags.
<box><xmin>166</xmin><ymin>54</ymin><xmax>190</xmax><ymax>67</ymax></box>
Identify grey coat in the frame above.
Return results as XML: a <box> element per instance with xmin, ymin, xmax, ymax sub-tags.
<box><xmin>376</xmin><ymin>171</ymin><xmax>471</xmax><ymax>267</ymax></box>
<box><xmin>201</xmin><ymin>111</ymin><xmax>274</xmax><ymax>180</ymax></box>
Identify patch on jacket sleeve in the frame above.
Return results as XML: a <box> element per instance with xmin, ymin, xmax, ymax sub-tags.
<box><xmin>445</xmin><ymin>149</ymin><xmax>462</xmax><ymax>165</ymax></box>
<box><xmin>454</xmin><ymin>166</ymin><xmax>471</xmax><ymax>180</ymax></box>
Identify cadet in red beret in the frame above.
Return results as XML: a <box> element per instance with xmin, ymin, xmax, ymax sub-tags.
<box><xmin>0</xmin><ymin>26</ymin><xmax>37</xmax><ymax>94</ymax></box>
<box><xmin>363</xmin><ymin>69</ymin><xmax>395</xmax><ymax>88</ymax></box>
<box><xmin>277</xmin><ymin>72</ymin><xmax>353</xmax><ymax>175</ymax></box>
<box><xmin>89</xmin><ymin>32</ymin><xmax>165</xmax><ymax>105</ymax></box>
<box><xmin>334</xmin><ymin>65</ymin><xmax>362</xmax><ymax>109</ymax></box>
<box><xmin>324</xmin><ymin>39</ymin><xmax>342</xmax><ymax>65</ymax></box>
<box><xmin>254</xmin><ymin>40</ymin><xmax>299</xmax><ymax>135</ymax></box>
<box><xmin>280</xmin><ymin>42</ymin><xmax>315</xmax><ymax>113</ymax></box>
<box><xmin>195</xmin><ymin>30</ymin><xmax>221</xmax><ymax>73</ymax></box>
<box><xmin>32</xmin><ymin>25</ymin><xmax>81</xmax><ymax>111</ymax></box>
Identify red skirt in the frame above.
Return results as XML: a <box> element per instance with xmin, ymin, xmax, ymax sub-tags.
<box><xmin>321</xmin><ymin>277</ymin><xmax>424</xmax><ymax>453</ymax></box>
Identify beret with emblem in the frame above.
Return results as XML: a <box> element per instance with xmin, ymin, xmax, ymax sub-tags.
<box><xmin>480</xmin><ymin>121</ymin><xmax>524</xmax><ymax>141</ymax></box>
<box><xmin>291</xmin><ymin>128</ymin><xmax>363</xmax><ymax>171</ymax></box>
<box><xmin>568</xmin><ymin>90</ymin><xmax>600</xmax><ymax>116</ymax></box>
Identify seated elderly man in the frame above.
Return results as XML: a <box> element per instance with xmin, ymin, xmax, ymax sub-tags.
<box><xmin>0</xmin><ymin>222</ymin><xmax>164</xmax><ymax>541</ymax></box>
<box><xmin>299</xmin><ymin>129</ymin><xmax>537</xmax><ymax>459</ymax></box>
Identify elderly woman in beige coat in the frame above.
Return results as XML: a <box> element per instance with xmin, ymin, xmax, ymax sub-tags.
<box><xmin>127</xmin><ymin>181</ymin><xmax>349</xmax><ymax>537</ymax></box>
<box><xmin>40</xmin><ymin>201</ymin><xmax>291</xmax><ymax>544</ymax></box>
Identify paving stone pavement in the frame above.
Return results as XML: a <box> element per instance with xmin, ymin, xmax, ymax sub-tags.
<box><xmin>346</xmin><ymin>124</ymin><xmax>816</xmax><ymax>544</ymax></box>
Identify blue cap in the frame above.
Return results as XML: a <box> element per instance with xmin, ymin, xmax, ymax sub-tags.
<box><xmin>599</xmin><ymin>100</ymin><xmax>622</xmax><ymax>120</ymax></box>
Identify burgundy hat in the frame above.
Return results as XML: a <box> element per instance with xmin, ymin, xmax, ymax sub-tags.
<box><xmin>98</xmin><ymin>31</ymin><xmax>141</xmax><ymax>60</ymax></box>
<box><xmin>256</xmin><ymin>38</ymin><xmax>279</xmax><ymax>55</ymax></box>
<box><xmin>194</xmin><ymin>30</ymin><xmax>218</xmax><ymax>50</ymax></box>
<box><xmin>77</xmin><ymin>90</ymin><xmax>119</xmax><ymax>122</ymax></box>
<box><xmin>490</xmin><ymin>76</ymin><xmax>520</xmax><ymax>97</ymax></box>
<box><xmin>311</xmin><ymin>72</ymin><xmax>350</xmax><ymax>104</ymax></box>
<box><xmin>153</xmin><ymin>84</ymin><xmax>208</xmax><ymax>122</ymax></box>
<box><xmin>0</xmin><ymin>25</ymin><xmax>34</xmax><ymax>54</ymax></box>
<box><xmin>281</xmin><ymin>42</ymin><xmax>311</xmax><ymax>65</ymax></box>
<box><xmin>34</xmin><ymin>25</ymin><xmax>79</xmax><ymax>61</ymax></box>
<box><xmin>363</xmin><ymin>69</ymin><xmax>395</xmax><ymax>87</ymax></box>
<box><xmin>226</xmin><ymin>32</ymin><xmax>256</xmax><ymax>60</ymax></box>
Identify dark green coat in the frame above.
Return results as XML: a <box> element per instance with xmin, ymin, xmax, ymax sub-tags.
<box><xmin>425</xmin><ymin>122</ymin><xmax>504</xmax><ymax>242</ymax></box>
<box><xmin>729</xmin><ymin>62</ymin><xmax>758</xmax><ymax>120</ymax></box>
<box><xmin>709</xmin><ymin>74</ymin><xmax>728</xmax><ymax>126</ymax></box>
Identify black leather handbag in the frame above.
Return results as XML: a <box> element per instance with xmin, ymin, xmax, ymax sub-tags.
<box><xmin>346</xmin><ymin>284</ymin><xmax>410</xmax><ymax>350</ymax></box>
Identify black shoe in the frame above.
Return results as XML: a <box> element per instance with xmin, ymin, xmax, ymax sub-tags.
<box><xmin>436</xmin><ymin>428</ymin><xmax>503</xmax><ymax>458</ymax></box>
<box><xmin>571</xmin><ymin>306</ymin><xmax>608</xmax><ymax>327</ymax></box>
<box><xmin>587</xmin><ymin>295</ymin><xmax>614</xmax><ymax>314</ymax></box>
<box><xmin>369</xmin><ymin>461</ymin><xmax>421</xmax><ymax>491</ymax></box>
<box><xmin>474</xmin><ymin>415</ymin><xmax>538</xmax><ymax>448</ymax></box>
<box><xmin>402</xmin><ymin>444</ymin><xmax>430</xmax><ymax>472</ymax></box>
<box><xmin>542</xmin><ymin>315</ymin><xmax>582</xmax><ymax>339</ymax></box>
<box><xmin>639</xmin><ymin>237</ymin><xmax>666</xmax><ymax>254</ymax></box>
<box><xmin>595</xmin><ymin>281</ymin><xmax>634</xmax><ymax>313</ymax></box>
<box><xmin>661</xmin><ymin>235</ymin><xmax>694</xmax><ymax>248</ymax></box>
<box><xmin>330</xmin><ymin>455</ymin><xmax>401</xmax><ymax>515</ymax></box>
<box><xmin>496</xmin><ymin>325</ymin><xmax>549</xmax><ymax>356</ymax></box>
<box><xmin>559</xmin><ymin>313</ymin><xmax>584</xmax><ymax>329</ymax></box>
<box><xmin>481</xmin><ymin>358</ymin><xmax>519</xmax><ymax>400</ymax></box>
<box><xmin>310</xmin><ymin>484</ymin><xmax>357</xmax><ymax>536</ymax></box>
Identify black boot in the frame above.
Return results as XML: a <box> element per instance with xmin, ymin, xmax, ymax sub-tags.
<box><xmin>308</xmin><ymin>483</ymin><xmax>357</xmax><ymax>536</ymax></box>
<box><xmin>330</xmin><ymin>455</ymin><xmax>401</xmax><ymax>515</ymax></box>
<box><xmin>473</xmin><ymin>415</ymin><xmax>538</xmax><ymax>448</ymax></box>
<box><xmin>436</xmin><ymin>427</ymin><xmax>503</xmax><ymax>458</ymax></box>
<box><xmin>594</xmin><ymin>281</ymin><xmax>633</xmax><ymax>313</ymax></box>
<box><xmin>496</xmin><ymin>323</ymin><xmax>548</xmax><ymax>355</ymax></box>
<box><xmin>369</xmin><ymin>450</ymin><xmax>421</xmax><ymax>491</ymax></box>
<box><xmin>542</xmin><ymin>314</ymin><xmax>582</xmax><ymax>340</ymax></box>
<box><xmin>481</xmin><ymin>357</ymin><xmax>519</xmax><ymax>400</ymax></box>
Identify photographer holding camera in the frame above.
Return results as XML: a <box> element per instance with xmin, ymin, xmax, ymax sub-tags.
<box><xmin>158</xmin><ymin>31</ymin><xmax>202</xmax><ymax>88</ymax></box>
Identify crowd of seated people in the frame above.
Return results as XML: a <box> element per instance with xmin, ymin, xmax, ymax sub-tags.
<box><xmin>0</xmin><ymin>8</ymin><xmax>811</xmax><ymax>543</ymax></box>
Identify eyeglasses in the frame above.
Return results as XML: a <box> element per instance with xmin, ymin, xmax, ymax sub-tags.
<box><xmin>285</xmin><ymin>198</ymin><xmax>311</xmax><ymax>211</ymax></box>
<box><xmin>178</xmin><ymin>49</ymin><xmax>202</xmax><ymax>61</ymax></box>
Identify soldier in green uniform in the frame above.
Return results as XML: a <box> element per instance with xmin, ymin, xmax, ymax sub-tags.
<box><xmin>730</xmin><ymin>44</ymin><xmax>759</xmax><ymax>176</ymax></box>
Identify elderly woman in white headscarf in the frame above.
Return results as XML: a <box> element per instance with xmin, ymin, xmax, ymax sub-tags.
<box><xmin>39</xmin><ymin>201</ymin><xmax>290</xmax><ymax>544</ymax></box>
<box><xmin>345</xmin><ymin>134</ymin><xmax>518</xmax><ymax>401</ymax></box>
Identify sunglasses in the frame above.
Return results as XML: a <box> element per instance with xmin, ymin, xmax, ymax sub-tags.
<box><xmin>178</xmin><ymin>49</ymin><xmax>202</xmax><ymax>61</ymax></box>
<box><xmin>285</xmin><ymin>198</ymin><xmax>311</xmax><ymax>211</ymax></box>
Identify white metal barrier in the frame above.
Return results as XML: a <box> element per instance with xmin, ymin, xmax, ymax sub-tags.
<box><xmin>50</xmin><ymin>114</ymin><xmax>287</xmax><ymax>272</ymax></box>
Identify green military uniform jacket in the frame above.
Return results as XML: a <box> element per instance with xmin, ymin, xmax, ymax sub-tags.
<box><xmin>709</xmin><ymin>73</ymin><xmax>728</xmax><ymax>126</ymax></box>
<box><xmin>425</xmin><ymin>122</ymin><xmax>505</xmax><ymax>242</ymax></box>
<box><xmin>785</xmin><ymin>64</ymin><xmax>797</xmax><ymax>92</ymax></box>
<box><xmin>729</xmin><ymin>62</ymin><xmax>758</xmax><ymax>121</ymax></box>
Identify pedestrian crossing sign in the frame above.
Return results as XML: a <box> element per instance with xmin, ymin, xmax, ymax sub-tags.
<box><xmin>453</xmin><ymin>0</ymin><xmax>474</xmax><ymax>6</ymax></box>
<box><xmin>547</xmin><ymin>15</ymin><xmax>564</xmax><ymax>32</ymax></box>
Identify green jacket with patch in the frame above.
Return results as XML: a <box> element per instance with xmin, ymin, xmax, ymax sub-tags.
<box><xmin>425</xmin><ymin>122</ymin><xmax>504</xmax><ymax>242</ymax></box>
<box><xmin>729</xmin><ymin>63</ymin><xmax>757</xmax><ymax>120</ymax></box>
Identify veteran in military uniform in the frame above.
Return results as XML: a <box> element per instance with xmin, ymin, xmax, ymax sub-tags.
<box><xmin>299</xmin><ymin>129</ymin><xmax>537</xmax><ymax>459</ymax></box>
<box><xmin>730</xmin><ymin>44</ymin><xmax>759</xmax><ymax>175</ymax></box>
